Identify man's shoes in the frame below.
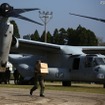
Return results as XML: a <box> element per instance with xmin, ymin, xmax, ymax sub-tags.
<box><xmin>40</xmin><ymin>94</ymin><xmax>45</xmax><ymax>97</ymax></box>
<box><xmin>30</xmin><ymin>90</ymin><xmax>33</xmax><ymax>95</ymax></box>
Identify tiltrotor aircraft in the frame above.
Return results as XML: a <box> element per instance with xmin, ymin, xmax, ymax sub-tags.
<box><xmin>0</xmin><ymin>3</ymin><xmax>105</xmax><ymax>87</ymax></box>
<box><xmin>0</xmin><ymin>3</ymin><xmax>42</xmax><ymax>67</ymax></box>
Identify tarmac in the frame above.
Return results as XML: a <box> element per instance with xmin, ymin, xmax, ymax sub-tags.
<box><xmin>0</xmin><ymin>87</ymin><xmax>105</xmax><ymax>105</ymax></box>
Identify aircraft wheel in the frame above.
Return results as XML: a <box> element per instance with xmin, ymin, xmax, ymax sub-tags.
<box><xmin>62</xmin><ymin>81</ymin><xmax>71</xmax><ymax>86</ymax></box>
<box><xmin>103</xmin><ymin>84</ymin><xmax>105</xmax><ymax>88</ymax></box>
<box><xmin>1</xmin><ymin>62</ymin><xmax>7</xmax><ymax>67</ymax></box>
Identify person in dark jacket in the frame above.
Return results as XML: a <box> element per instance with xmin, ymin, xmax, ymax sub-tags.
<box><xmin>5</xmin><ymin>67</ymin><xmax>11</xmax><ymax>84</ymax></box>
<box><xmin>13</xmin><ymin>69</ymin><xmax>20</xmax><ymax>84</ymax></box>
<box><xmin>30</xmin><ymin>60</ymin><xmax>45</xmax><ymax>97</ymax></box>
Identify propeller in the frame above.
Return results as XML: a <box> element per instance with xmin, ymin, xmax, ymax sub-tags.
<box><xmin>69</xmin><ymin>12</ymin><xmax>105</xmax><ymax>23</ymax></box>
<box><xmin>0</xmin><ymin>3</ymin><xmax>43</xmax><ymax>25</ymax></box>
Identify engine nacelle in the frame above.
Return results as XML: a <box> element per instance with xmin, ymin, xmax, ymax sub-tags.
<box><xmin>17</xmin><ymin>64</ymin><xmax>34</xmax><ymax>80</ymax></box>
<box><xmin>11</xmin><ymin>36</ymin><xmax>19</xmax><ymax>48</ymax></box>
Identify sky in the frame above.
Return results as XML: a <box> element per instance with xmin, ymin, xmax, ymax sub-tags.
<box><xmin>0</xmin><ymin>0</ymin><xmax>105</xmax><ymax>41</ymax></box>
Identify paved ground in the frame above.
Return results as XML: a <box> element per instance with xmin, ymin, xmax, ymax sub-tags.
<box><xmin>0</xmin><ymin>88</ymin><xmax>105</xmax><ymax>105</ymax></box>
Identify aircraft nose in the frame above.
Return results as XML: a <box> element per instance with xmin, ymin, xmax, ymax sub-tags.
<box><xmin>95</xmin><ymin>66</ymin><xmax>105</xmax><ymax>79</ymax></box>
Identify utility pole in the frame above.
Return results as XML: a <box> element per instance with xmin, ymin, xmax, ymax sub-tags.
<box><xmin>39</xmin><ymin>11</ymin><xmax>53</xmax><ymax>42</ymax></box>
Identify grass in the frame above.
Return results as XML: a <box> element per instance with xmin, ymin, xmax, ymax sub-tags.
<box><xmin>45</xmin><ymin>82</ymin><xmax>105</xmax><ymax>94</ymax></box>
<box><xmin>0</xmin><ymin>82</ymin><xmax>105</xmax><ymax>94</ymax></box>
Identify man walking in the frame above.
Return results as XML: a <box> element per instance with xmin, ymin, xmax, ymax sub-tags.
<box><xmin>5</xmin><ymin>67</ymin><xmax>11</xmax><ymax>84</ymax></box>
<box><xmin>30</xmin><ymin>60</ymin><xmax>45</xmax><ymax>97</ymax></box>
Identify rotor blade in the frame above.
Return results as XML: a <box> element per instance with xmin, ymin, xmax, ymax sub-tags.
<box><xmin>69</xmin><ymin>13</ymin><xmax>105</xmax><ymax>23</ymax></box>
<box><xmin>13</xmin><ymin>8</ymin><xmax>40</xmax><ymax>14</ymax></box>
<box><xmin>13</xmin><ymin>14</ymin><xmax>43</xmax><ymax>26</ymax></box>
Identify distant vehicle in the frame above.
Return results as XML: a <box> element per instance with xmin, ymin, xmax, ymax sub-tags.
<box><xmin>0</xmin><ymin>3</ymin><xmax>105</xmax><ymax>87</ymax></box>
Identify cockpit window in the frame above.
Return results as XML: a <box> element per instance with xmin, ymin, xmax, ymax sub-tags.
<box><xmin>85</xmin><ymin>57</ymin><xmax>93</xmax><ymax>67</ymax></box>
<box><xmin>85</xmin><ymin>57</ymin><xmax>105</xmax><ymax>67</ymax></box>
<box><xmin>93</xmin><ymin>58</ymin><xmax>105</xmax><ymax>66</ymax></box>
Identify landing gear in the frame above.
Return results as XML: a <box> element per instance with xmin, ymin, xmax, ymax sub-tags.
<box><xmin>62</xmin><ymin>81</ymin><xmax>71</xmax><ymax>86</ymax></box>
<box><xmin>103</xmin><ymin>84</ymin><xmax>105</xmax><ymax>88</ymax></box>
<box><xmin>1</xmin><ymin>61</ymin><xmax>7</xmax><ymax>67</ymax></box>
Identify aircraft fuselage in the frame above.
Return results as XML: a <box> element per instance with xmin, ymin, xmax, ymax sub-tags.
<box><xmin>9</xmin><ymin>54</ymin><xmax>105</xmax><ymax>87</ymax></box>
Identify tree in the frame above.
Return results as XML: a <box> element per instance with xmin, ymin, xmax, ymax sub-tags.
<box><xmin>46</xmin><ymin>31</ymin><xmax>52</xmax><ymax>43</ymax></box>
<box><xmin>31</xmin><ymin>30</ymin><xmax>40</xmax><ymax>41</ymax></box>
<box><xmin>59</xmin><ymin>28</ymin><xmax>66</xmax><ymax>34</ymax></box>
<box><xmin>53</xmin><ymin>29</ymin><xmax>60</xmax><ymax>44</ymax></box>
<box><xmin>59</xmin><ymin>28</ymin><xmax>68</xmax><ymax>44</ymax></box>
<box><xmin>40</xmin><ymin>31</ymin><xmax>52</xmax><ymax>43</ymax></box>
<box><xmin>97</xmin><ymin>37</ymin><xmax>105</xmax><ymax>46</ymax></box>
<box><xmin>67</xmin><ymin>25</ymin><xmax>98</xmax><ymax>46</ymax></box>
<box><xmin>86</xmin><ymin>29</ymin><xmax>98</xmax><ymax>46</ymax></box>
<box><xmin>23</xmin><ymin>34</ymin><xmax>31</xmax><ymax>40</ymax></box>
<box><xmin>10</xmin><ymin>20</ymin><xmax>20</xmax><ymax>38</ymax></box>
<box><xmin>67</xmin><ymin>28</ymin><xmax>77</xmax><ymax>45</ymax></box>
<box><xmin>40</xmin><ymin>31</ymin><xmax>45</xmax><ymax>42</ymax></box>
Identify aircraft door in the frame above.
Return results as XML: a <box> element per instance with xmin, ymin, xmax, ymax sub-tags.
<box><xmin>72</xmin><ymin>58</ymin><xmax>80</xmax><ymax>70</ymax></box>
<box><xmin>70</xmin><ymin>57</ymin><xmax>81</xmax><ymax>80</ymax></box>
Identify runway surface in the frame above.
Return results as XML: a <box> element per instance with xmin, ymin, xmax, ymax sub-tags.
<box><xmin>0</xmin><ymin>88</ymin><xmax>105</xmax><ymax>105</ymax></box>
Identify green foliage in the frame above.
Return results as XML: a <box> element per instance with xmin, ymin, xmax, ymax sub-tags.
<box><xmin>40</xmin><ymin>31</ymin><xmax>52</xmax><ymax>43</ymax></box>
<box><xmin>0</xmin><ymin>83</ymin><xmax>105</xmax><ymax>94</ymax></box>
<box><xmin>10</xmin><ymin>19</ymin><xmax>99</xmax><ymax>46</ymax></box>
<box><xmin>23</xmin><ymin>34</ymin><xmax>31</xmax><ymax>40</ymax></box>
<box><xmin>10</xmin><ymin>20</ymin><xmax>20</xmax><ymax>38</ymax></box>
<box><xmin>40</xmin><ymin>31</ymin><xmax>45</xmax><ymax>42</ymax></box>
<box><xmin>67</xmin><ymin>25</ymin><xmax>98</xmax><ymax>46</ymax></box>
<box><xmin>22</xmin><ymin>25</ymin><xmax>98</xmax><ymax>46</ymax></box>
<box><xmin>47</xmin><ymin>31</ymin><xmax>53</xmax><ymax>43</ymax></box>
<box><xmin>52</xmin><ymin>28</ymin><xmax>68</xmax><ymax>45</ymax></box>
<box><xmin>31</xmin><ymin>30</ymin><xmax>40</xmax><ymax>41</ymax></box>
<box><xmin>67</xmin><ymin>28</ymin><xmax>77</xmax><ymax>45</ymax></box>
<box><xmin>53</xmin><ymin>28</ymin><xmax>60</xmax><ymax>44</ymax></box>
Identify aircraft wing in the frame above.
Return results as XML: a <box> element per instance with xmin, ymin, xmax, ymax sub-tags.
<box><xmin>11</xmin><ymin>38</ymin><xmax>105</xmax><ymax>55</ymax></box>
<box><xmin>11</xmin><ymin>39</ymin><xmax>61</xmax><ymax>54</ymax></box>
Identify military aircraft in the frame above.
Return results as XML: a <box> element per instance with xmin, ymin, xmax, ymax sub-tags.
<box><xmin>0</xmin><ymin>3</ymin><xmax>105</xmax><ymax>87</ymax></box>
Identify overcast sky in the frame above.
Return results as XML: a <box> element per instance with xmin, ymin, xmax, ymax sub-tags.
<box><xmin>1</xmin><ymin>0</ymin><xmax>105</xmax><ymax>41</ymax></box>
